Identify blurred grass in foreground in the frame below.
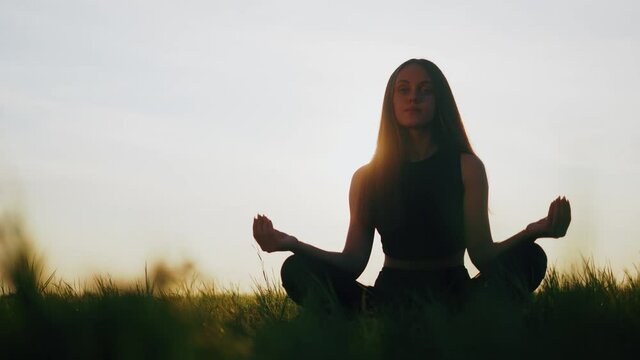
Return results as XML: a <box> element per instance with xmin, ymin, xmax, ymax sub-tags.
<box><xmin>1</xmin><ymin>216</ymin><xmax>639</xmax><ymax>359</ymax></box>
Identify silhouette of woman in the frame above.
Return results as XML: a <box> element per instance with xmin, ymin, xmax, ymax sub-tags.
<box><xmin>252</xmin><ymin>59</ymin><xmax>571</xmax><ymax>311</ymax></box>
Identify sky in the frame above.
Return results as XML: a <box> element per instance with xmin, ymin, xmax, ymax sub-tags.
<box><xmin>1</xmin><ymin>0</ymin><xmax>639</xmax><ymax>291</ymax></box>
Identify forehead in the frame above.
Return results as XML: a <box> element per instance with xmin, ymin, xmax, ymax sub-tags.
<box><xmin>395</xmin><ymin>63</ymin><xmax>432</xmax><ymax>83</ymax></box>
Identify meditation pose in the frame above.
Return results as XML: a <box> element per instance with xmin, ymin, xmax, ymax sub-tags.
<box><xmin>252</xmin><ymin>59</ymin><xmax>571</xmax><ymax>311</ymax></box>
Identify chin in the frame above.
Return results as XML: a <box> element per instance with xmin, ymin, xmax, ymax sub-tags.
<box><xmin>398</xmin><ymin>120</ymin><xmax>433</xmax><ymax>129</ymax></box>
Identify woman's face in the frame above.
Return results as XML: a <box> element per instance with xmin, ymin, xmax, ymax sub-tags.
<box><xmin>392</xmin><ymin>63</ymin><xmax>436</xmax><ymax>129</ymax></box>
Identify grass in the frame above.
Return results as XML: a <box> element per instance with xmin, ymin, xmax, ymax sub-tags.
<box><xmin>1</xmin><ymin>217</ymin><xmax>640</xmax><ymax>359</ymax></box>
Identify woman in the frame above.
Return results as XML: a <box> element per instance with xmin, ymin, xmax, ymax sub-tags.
<box><xmin>252</xmin><ymin>59</ymin><xmax>571</xmax><ymax>311</ymax></box>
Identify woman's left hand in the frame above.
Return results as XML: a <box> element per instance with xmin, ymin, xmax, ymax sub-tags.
<box><xmin>526</xmin><ymin>196</ymin><xmax>571</xmax><ymax>239</ymax></box>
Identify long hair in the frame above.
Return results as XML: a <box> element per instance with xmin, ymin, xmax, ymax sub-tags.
<box><xmin>364</xmin><ymin>59</ymin><xmax>474</xmax><ymax>227</ymax></box>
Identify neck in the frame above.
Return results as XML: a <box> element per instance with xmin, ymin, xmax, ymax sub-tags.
<box><xmin>405</xmin><ymin>127</ymin><xmax>438</xmax><ymax>161</ymax></box>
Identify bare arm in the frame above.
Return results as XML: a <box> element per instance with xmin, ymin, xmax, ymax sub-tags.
<box><xmin>461</xmin><ymin>154</ymin><xmax>571</xmax><ymax>272</ymax></box>
<box><xmin>252</xmin><ymin>165</ymin><xmax>375</xmax><ymax>278</ymax></box>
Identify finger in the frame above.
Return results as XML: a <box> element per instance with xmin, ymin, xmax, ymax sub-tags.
<box><xmin>258</xmin><ymin>216</ymin><xmax>266</xmax><ymax>234</ymax></box>
<box><xmin>547</xmin><ymin>198</ymin><xmax>556</xmax><ymax>218</ymax></box>
<box><xmin>264</xmin><ymin>217</ymin><xmax>272</xmax><ymax>232</ymax></box>
<box><xmin>551</xmin><ymin>197</ymin><xmax>560</xmax><ymax>219</ymax></box>
<box><xmin>255</xmin><ymin>216</ymin><xmax>261</xmax><ymax>232</ymax></box>
<box><xmin>554</xmin><ymin>199</ymin><xmax>568</xmax><ymax>236</ymax></box>
<box><xmin>550</xmin><ymin>199</ymin><xmax>559</xmax><ymax>231</ymax></box>
<box><xmin>254</xmin><ymin>215</ymin><xmax>262</xmax><ymax>232</ymax></box>
<box><xmin>559</xmin><ymin>199</ymin><xmax>568</xmax><ymax>217</ymax></box>
<box><xmin>253</xmin><ymin>217</ymin><xmax>258</xmax><ymax>237</ymax></box>
<box><xmin>558</xmin><ymin>200</ymin><xmax>570</xmax><ymax>235</ymax></box>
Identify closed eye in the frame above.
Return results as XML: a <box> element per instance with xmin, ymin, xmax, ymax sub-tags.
<box><xmin>419</xmin><ymin>86</ymin><xmax>433</xmax><ymax>94</ymax></box>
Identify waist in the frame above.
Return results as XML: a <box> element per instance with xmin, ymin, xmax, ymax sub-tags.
<box><xmin>383</xmin><ymin>250</ymin><xmax>465</xmax><ymax>271</ymax></box>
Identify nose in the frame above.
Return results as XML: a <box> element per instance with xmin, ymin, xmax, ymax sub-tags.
<box><xmin>409</xmin><ymin>90</ymin><xmax>421</xmax><ymax>104</ymax></box>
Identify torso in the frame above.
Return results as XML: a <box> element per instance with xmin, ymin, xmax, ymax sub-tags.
<box><xmin>375</xmin><ymin>148</ymin><xmax>466</xmax><ymax>266</ymax></box>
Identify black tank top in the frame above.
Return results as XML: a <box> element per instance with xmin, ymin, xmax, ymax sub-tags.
<box><xmin>378</xmin><ymin>149</ymin><xmax>465</xmax><ymax>260</ymax></box>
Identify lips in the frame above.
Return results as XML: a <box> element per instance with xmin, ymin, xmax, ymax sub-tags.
<box><xmin>405</xmin><ymin>107</ymin><xmax>421</xmax><ymax>112</ymax></box>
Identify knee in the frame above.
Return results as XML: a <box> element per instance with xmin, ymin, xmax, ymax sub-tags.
<box><xmin>499</xmin><ymin>242</ymin><xmax>548</xmax><ymax>292</ymax></box>
<box><xmin>281</xmin><ymin>254</ymin><xmax>325</xmax><ymax>305</ymax></box>
<box><xmin>280</xmin><ymin>255</ymin><xmax>301</xmax><ymax>286</ymax></box>
<box><xmin>529</xmin><ymin>243</ymin><xmax>547</xmax><ymax>269</ymax></box>
<box><xmin>528</xmin><ymin>242</ymin><xmax>548</xmax><ymax>285</ymax></box>
<box><xmin>280</xmin><ymin>254</ymin><xmax>313</xmax><ymax>291</ymax></box>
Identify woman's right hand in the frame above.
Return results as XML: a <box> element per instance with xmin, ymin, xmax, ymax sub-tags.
<box><xmin>252</xmin><ymin>214</ymin><xmax>299</xmax><ymax>253</ymax></box>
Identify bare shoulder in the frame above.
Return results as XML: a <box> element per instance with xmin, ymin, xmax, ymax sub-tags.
<box><xmin>460</xmin><ymin>153</ymin><xmax>487</xmax><ymax>185</ymax></box>
<box><xmin>351</xmin><ymin>163</ymin><xmax>372</xmax><ymax>188</ymax></box>
<box><xmin>349</xmin><ymin>163</ymin><xmax>373</xmax><ymax>218</ymax></box>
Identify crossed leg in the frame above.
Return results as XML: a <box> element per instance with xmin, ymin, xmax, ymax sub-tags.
<box><xmin>280</xmin><ymin>242</ymin><xmax>547</xmax><ymax>312</ymax></box>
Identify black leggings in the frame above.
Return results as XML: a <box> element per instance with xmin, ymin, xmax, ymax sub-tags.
<box><xmin>280</xmin><ymin>242</ymin><xmax>547</xmax><ymax>312</ymax></box>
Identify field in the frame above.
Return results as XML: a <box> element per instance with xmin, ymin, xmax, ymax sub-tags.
<box><xmin>1</xmin><ymin>220</ymin><xmax>639</xmax><ymax>359</ymax></box>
